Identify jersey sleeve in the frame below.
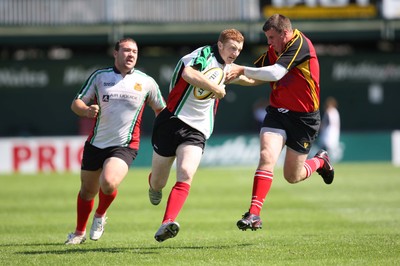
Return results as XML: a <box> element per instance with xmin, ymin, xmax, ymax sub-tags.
<box><xmin>146</xmin><ymin>77</ymin><xmax>166</xmax><ymax>112</ymax></box>
<box><xmin>74</xmin><ymin>69</ymin><xmax>98</xmax><ymax>104</ymax></box>
<box><xmin>182</xmin><ymin>45</ymin><xmax>212</xmax><ymax>72</ymax></box>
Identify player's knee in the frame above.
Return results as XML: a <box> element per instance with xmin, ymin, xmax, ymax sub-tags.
<box><xmin>283</xmin><ymin>173</ymin><xmax>301</xmax><ymax>184</ymax></box>
<box><xmin>177</xmin><ymin>174</ymin><xmax>192</xmax><ymax>184</ymax></box>
<box><xmin>101</xmin><ymin>184</ymin><xmax>117</xmax><ymax>194</ymax></box>
<box><xmin>79</xmin><ymin>188</ymin><xmax>97</xmax><ymax>200</ymax></box>
<box><xmin>150</xmin><ymin>171</ymin><xmax>170</xmax><ymax>189</ymax></box>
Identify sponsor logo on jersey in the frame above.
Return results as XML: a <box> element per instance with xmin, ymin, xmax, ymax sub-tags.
<box><xmin>134</xmin><ymin>83</ymin><xmax>142</xmax><ymax>91</ymax></box>
<box><xmin>102</xmin><ymin>95</ymin><xmax>110</xmax><ymax>102</ymax></box>
<box><xmin>103</xmin><ymin>82</ymin><xmax>115</xmax><ymax>86</ymax></box>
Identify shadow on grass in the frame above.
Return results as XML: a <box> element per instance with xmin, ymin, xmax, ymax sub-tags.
<box><xmin>13</xmin><ymin>243</ymin><xmax>253</xmax><ymax>255</ymax></box>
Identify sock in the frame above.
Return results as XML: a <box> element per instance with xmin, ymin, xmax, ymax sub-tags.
<box><xmin>304</xmin><ymin>157</ymin><xmax>322</xmax><ymax>178</ymax></box>
<box><xmin>75</xmin><ymin>192</ymin><xmax>94</xmax><ymax>234</ymax></box>
<box><xmin>248</xmin><ymin>170</ymin><xmax>273</xmax><ymax>216</ymax></box>
<box><xmin>162</xmin><ymin>182</ymin><xmax>190</xmax><ymax>223</ymax></box>
<box><xmin>95</xmin><ymin>189</ymin><xmax>118</xmax><ymax>217</ymax></box>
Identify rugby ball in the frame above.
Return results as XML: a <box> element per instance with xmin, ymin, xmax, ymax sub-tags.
<box><xmin>193</xmin><ymin>67</ymin><xmax>224</xmax><ymax>100</ymax></box>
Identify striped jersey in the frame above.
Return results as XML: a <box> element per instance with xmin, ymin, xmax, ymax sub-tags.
<box><xmin>166</xmin><ymin>45</ymin><xmax>229</xmax><ymax>139</ymax></box>
<box><xmin>255</xmin><ymin>29</ymin><xmax>320</xmax><ymax>113</ymax></box>
<box><xmin>74</xmin><ymin>66</ymin><xmax>165</xmax><ymax>149</ymax></box>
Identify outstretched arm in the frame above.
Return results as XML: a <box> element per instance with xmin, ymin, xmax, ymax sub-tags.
<box><xmin>243</xmin><ymin>64</ymin><xmax>288</xmax><ymax>81</ymax></box>
<box><xmin>227</xmin><ymin>75</ymin><xmax>266</xmax><ymax>86</ymax></box>
<box><xmin>226</xmin><ymin>63</ymin><xmax>288</xmax><ymax>85</ymax></box>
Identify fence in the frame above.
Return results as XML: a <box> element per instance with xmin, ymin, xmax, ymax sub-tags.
<box><xmin>0</xmin><ymin>0</ymin><xmax>260</xmax><ymax>25</ymax></box>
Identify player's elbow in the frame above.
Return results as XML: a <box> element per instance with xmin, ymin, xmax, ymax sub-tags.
<box><xmin>269</xmin><ymin>70</ymin><xmax>285</xmax><ymax>81</ymax></box>
<box><xmin>268</xmin><ymin>74</ymin><xmax>281</xmax><ymax>82</ymax></box>
<box><xmin>70</xmin><ymin>101</ymin><xmax>77</xmax><ymax>113</ymax></box>
<box><xmin>182</xmin><ymin>66</ymin><xmax>196</xmax><ymax>83</ymax></box>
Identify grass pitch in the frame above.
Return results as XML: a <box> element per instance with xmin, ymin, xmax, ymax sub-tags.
<box><xmin>0</xmin><ymin>163</ymin><xmax>399</xmax><ymax>265</ymax></box>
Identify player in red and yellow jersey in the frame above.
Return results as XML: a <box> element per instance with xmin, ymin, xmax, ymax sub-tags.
<box><xmin>227</xmin><ymin>14</ymin><xmax>334</xmax><ymax>231</ymax></box>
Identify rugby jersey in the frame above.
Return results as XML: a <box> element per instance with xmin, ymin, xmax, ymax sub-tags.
<box><xmin>74</xmin><ymin>66</ymin><xmax>165</xmax><ymax>149</ymax></box>
<box><xmin>166</xmin><ymin>45</ymin><xmax>229</xmax><ymax>139</ymax></box>
<box><xmin>255</xmin><ymin>29</ymin><xmax>320</xmax><ymax>113</ymax></box>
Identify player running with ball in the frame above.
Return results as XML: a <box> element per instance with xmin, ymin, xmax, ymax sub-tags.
<box><xmin>148</xmin><ymin>29</ymin><xmax>245</xmax><ymax>242</ymax></box>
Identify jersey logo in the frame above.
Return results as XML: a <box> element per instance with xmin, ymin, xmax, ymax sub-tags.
<box><xmin>134</xmin><ymin>83</ymin><xmax>142</xmax><ymax>91</ymax></box>
<box><xmin>277</xmin><ymin>108</ymin><xmax>289</xmax><ymax>113</ymax></box>
<box><xmin>102</xmin><ymin>95</ymin><xmax>110</xmax><ymax>102</ymax></box>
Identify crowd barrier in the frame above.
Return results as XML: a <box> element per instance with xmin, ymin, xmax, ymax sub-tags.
<box><xmin>0</xmin><ymin>131</ymin><xmax>395</xmax><ymax>174</ymax></box>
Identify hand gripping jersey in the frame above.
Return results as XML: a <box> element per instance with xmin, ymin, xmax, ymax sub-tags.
<box><xmin>255</xmin><ymin>29</ymin><xmax>320</xmax><ymax>113</ymax></box>
<box><xmin>75</xmin><ymin>67</ymin><xmax>165</xmax><ymax>149</ymax></box>
<box><xmin>166</xmin><ymin>45</ymin><xmax>229</xmax><ymax>139</ymax></box>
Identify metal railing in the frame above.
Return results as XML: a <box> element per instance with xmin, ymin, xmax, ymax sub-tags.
<box><xmin>0</xmin><ymin>0</ymin><xmax>261</xmax><ymax>25</ymax></box>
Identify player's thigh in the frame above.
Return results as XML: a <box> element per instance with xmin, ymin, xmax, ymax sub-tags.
<box><xmin>175</xmin><ymin>144</ymin><xmax>203</xmax><ymax>183</ymax></box>
<box><xmin>258</xmin><ymin>131</ymin><xmax>285</xmax><ymax>170</ymax></box>
<box><xmin>151</xmin><ymin>151</ymin><xmax>175</xmax><ymax>186</ymax></box>
<box><xmin>100</xmin><ymin>157</ymin><xmax>129</xmax><ymax>189</ymax></box>
<box><xmin>283</xmin><ymin>148</ymin><xmax>308</xmax><ymax>181</ymax></box>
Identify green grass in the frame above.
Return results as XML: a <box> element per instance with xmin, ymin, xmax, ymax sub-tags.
<box><xmin>0</xmin><ymin>163</ymin><xmax>399</xmax><ymax>265</ymax></box>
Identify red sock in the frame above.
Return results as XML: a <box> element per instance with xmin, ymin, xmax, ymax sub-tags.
<box><xmin>303</xmin><ymin>157</ymin><xmax>322</xmax><ymax>178</ymax></box>
<box><xmin>248</xmin><ymin>170</ymin><xmax>273</xmax><ymax>216</ymax></box>
<box><xmin>75</xmin><ymin>192</ymin><xmax>94</xmax><ymax>234</ymax></box>
<box><xmin>95</xmin><ymin>189</ymin><xmax>118</xmax><ymax>217</ymax></box>
<box><xmin>162</xmin><ymin>182</ymin><xmax>190</xmax><ymax>223</ymax></box>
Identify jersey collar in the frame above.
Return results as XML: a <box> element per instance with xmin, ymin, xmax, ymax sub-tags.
<box><xmin>212</xmin><ymin>44</ymin><xmax>225</xmax><ymax>65</ymax></box>
<box><xmin>113</xmin><ymin>66</ymin><xmax>135</xmax><ymax>75</ymax></box>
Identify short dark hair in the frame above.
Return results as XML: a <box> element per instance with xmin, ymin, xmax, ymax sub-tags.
<box><xmin>262</xmin><ymin>14</ymin><xmax>292</xmax><ymax>33</ymax></box>
<box><xmin>114</xmin><ymin>38</ymin><xmax>136</xmax><ymax>51</ymax></box>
